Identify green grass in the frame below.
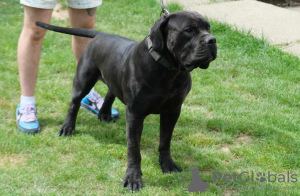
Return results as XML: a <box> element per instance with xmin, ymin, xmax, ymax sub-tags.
<box><xmin>0</xmin><ymin>0</ymin><xmax>300</xmax><ymax>195</ymax></box>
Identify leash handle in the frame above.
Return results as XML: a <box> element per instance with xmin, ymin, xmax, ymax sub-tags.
<box><xmin>160</xmin><ymin>0</ymin><xmax>169</xmax><ymax>17</ymax></box>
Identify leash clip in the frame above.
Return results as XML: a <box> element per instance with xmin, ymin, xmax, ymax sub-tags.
<box><xmin>160</xmin><ymin>0</ymin><xmax>169</xmax><ymax>17</ymax></box>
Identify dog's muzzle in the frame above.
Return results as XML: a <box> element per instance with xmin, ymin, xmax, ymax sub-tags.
<box><xmin>184</xmin><ymin>35</ymin><xmax>217</xmax><ymax>71</ymax></box>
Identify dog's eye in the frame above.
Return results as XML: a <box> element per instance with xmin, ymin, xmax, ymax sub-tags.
<box><xmin>184</xmin><ymin>28</ymin><xmax>193</xmax><ymax>33</ymax></box>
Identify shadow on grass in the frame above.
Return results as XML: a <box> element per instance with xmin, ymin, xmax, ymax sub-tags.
<box><xmin>38</xmin><ymin>117</ymin><xmax>64</xmax><ymax>131</ymax></box>
<box><xmin>62</xmin><ymin>110</ymin><xmax>223</xmax><ymax>188</ymax></box>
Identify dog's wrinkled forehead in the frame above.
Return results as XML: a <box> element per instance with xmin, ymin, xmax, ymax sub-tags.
<box><xmin>167</xmin><ymin>11</ymin><xmax>210</xmax><ymax>31</ymax></box>
<box><xmin>149</xmin><ymin>11</ymin><xmax>213</xmax><ymax>56</ymax></box>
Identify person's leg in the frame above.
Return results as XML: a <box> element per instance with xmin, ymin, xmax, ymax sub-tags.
<box><xmin>68</xmin><ymin>5</ymin><xmax>120</xmax><ymax>119</ymax></box>
<box><xmin>68</xmin><ymin>7</ymin><xmax>96</xmax><ymax>64</ymax></box>
<box><xmin>18</xmin><ymin>6</ymin><xmax>53</xmax><ymax>97</ymax></box>
<box><xmin>17</xmin><ymin>5</ymin><xmax>53</xmax><ymax>133</ymax></box>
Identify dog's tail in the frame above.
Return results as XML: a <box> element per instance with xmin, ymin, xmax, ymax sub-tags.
<box><xmin>36</xmin><ymin>21</ymin><xmax>101</xmax><ymax>38</ymax></box>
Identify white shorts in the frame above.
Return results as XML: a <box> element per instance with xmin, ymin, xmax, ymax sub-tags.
<box><xmin>20</xmin><ymin>0</ymin><xmax>102</xmax><ymax>9</ymax></box>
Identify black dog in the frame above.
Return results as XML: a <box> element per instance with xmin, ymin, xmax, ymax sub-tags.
<box><xmin>36</xmin><ymin>10</ymin><xmax>217</xmax><ymax>192</ymax></box>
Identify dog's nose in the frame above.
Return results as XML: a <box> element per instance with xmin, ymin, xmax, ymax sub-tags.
<box><xmin>204</xmin><ymin>35</ymin><xmax>216</xmax><ymax>45</ymax></box>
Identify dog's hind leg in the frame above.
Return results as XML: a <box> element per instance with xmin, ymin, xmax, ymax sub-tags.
<box><xmin>59</xmin><ymin>61</ymin><xmax>100</xmax><ymax>136</ymax></box>
<box><xmin>98</xmin><ymin>89</ymin><xmax>116</xmax><ymax>122</ymax></box>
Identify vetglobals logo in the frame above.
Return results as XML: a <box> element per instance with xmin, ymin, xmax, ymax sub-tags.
<box><xmin>180</xmin><ymin>168</ymin><xmax>298</xmax><ymax>194</ymax></box>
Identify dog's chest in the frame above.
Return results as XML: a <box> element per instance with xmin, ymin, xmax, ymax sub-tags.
<box><xmin>125</xmin><ymin>69</ymin><xmax>191</xmax><ymax>115</ymax></box>
<box><xmin>136</xmin><ymin>89</ymin><xmax>173</xmax><ymax>114</ymax></box>
<box><xmin>130</xmin><ymin>82</ymin><xmax>187</xmax><ymax>115</ymax></box>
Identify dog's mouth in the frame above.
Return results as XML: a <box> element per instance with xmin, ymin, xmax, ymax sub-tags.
<box><xmin>181</xmin><ymin>45</ymin><xmax>217</xmax><ymax>72</ymax></box>
<box><xmin>184</xmin><ymin>63</ymin><xmax>209</xmax><ymax>72</ymax></box>
<box><xmin>184</xmin><ymin>55</ymin><xmax>216</xmax><ymax>71</ymax></box>
<box><xmin>198</xmin><ymin>62</ymin><xmax>210</xmax><ymax>69</ymax></box>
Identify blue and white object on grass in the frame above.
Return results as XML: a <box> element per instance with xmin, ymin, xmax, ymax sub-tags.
<box><xmin>80</xmin><ymin>92</ymin><xmax>120</xmax><ymax>119</ymax></box>
<box><xmin>16</xmin><ymin>104</ymin><xmax>40</xmax><ymax>133</ymax></box>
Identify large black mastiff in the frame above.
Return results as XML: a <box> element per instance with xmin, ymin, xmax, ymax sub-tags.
<box><xmin>37</xmin><ymin>10</ymin><xmax>217</xmax><ymax>192</ymax></box>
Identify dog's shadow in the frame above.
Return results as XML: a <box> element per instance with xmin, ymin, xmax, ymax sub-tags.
<box><xmin>75</xmin><ymin>107</ymin><xmax>128</xmax><ymax>145</ymax></box>
<box><xmin>72</xmin><ymin>106</ymin><xmax>220</xmax><ymax>187</ymax></box>
<box><xmin>39</xmin><ymin>103</ymin><xmax>222</xmax><ymax>191</ymax></box>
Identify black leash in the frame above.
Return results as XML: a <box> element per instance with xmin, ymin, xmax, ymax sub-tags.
<box><xmin>160</xmin><ymin>0</ymin><xmax>169</xmax><ymax>17</ymax></box>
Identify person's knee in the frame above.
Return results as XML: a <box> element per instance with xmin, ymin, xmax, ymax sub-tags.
<box><xmin>22</xmin><ymin>6</ymin><xmax>52</xmax><ymax>42</ymax></box>
<box><xmin>21</xmin><ymin>18</ymin><xmax>47</xmax><ymax>42</ymax></box>
<box><xmin>26</xmin><ymin>25</ymin><xmax>47</xmax><ymax>42</ymax></box>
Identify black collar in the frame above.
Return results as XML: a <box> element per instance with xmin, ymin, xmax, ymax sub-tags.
<box><xmin>146</xmin><ymin>36</ymin><xmax>177</xmax><ymax>70</ymax></box>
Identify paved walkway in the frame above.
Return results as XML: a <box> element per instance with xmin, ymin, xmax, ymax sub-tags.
<box><xmin>163</xmin><ymin>0</ymin><xmax>300</xmax><ymax>57</ymax></box>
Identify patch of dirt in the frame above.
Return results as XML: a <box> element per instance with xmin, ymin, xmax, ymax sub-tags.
<box><xmin>205</xmin><ymin>110</ymin><xmax>214</xmax><ymax>119</ymax></box>
<box><xmin>52</xmin><ymin>3</ymin><xmax>68</xmax><ymax>21</ymax></box>
<box><xmin>219</xmin><ymin>134</ymin><xmax>252</xmax><ymax>154</ymax></box>
<box><xmin>210</xmin><ymin>129</ymin><xmax>220</xmax><ymax>134</ymax></box>
<box><xmin>199</xmin><ymin>105</ymin><xmax>214</xmax><ymax>119</ymax></box>
<box><xmin>224</xmin><ymin>189</ymin><xmax>239</xmax><ymax>196</ymax></box>
<box><xmin>201</xmin><ymin>169</ymin><xmax>212</xmax><ymax>175</ymax></box>
<box><xmin>183</xmin><ymin>156</ymin><xmax>194</xmax><ymax>164</ymax></box>
<box><xmin>240</xmin><ymin>90</ymin><xmax>256</xmax><ymax>101</ymax></box>
<box><xmin>220</xmin><ymin>145</ymin><xmax>231</xmax><ymax>154</ymax></box>
<box><xmin>0</xmin><ymin>153</ymin><xmax>27</xmax><ymax>167</ymax></box>
<box><xmin>236</xmin><ymin>134</ymin><xmax>252</xmax><ymax>147</ymax></box>
<box><xmin>59</xmin><ymin>153</ymin><xmax>74</xmax><ymax>164</ymax></box>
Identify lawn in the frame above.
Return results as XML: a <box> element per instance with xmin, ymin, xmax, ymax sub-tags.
<box><xmin>0</xmin><ymin>0</ymin><xmax>300</xmax><ymax>195</ymax></box>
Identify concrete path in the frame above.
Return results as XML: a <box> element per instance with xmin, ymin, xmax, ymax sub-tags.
<box><xmin>163</xmin><ymin>0</ymin><xmax>300</xmax><ymax>57</ymax></box>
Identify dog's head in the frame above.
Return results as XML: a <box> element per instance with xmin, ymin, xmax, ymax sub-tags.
<box><xmin>149</xmin><ymin>11</ymin><xmax>217</xmax><ymax>71</ymax></box>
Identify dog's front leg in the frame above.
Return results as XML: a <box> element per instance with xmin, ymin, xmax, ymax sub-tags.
<box><xmin>159</xmin><ymin>110</ymin><xmax>182</xmax><ymax>173</ymax></box>
<box><xmin>122</xmin><ymin>109</ymin><xmax>144</xmax><ymax>192</ymax></box>
<box><xmin>59</xmin><ymin>101</ymin><xmax>80</xmax><ymax>136</ymax></box>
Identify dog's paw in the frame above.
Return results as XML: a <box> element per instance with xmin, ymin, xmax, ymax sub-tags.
<box><xmin>98</xmin><ymin>113</ymin><xmax>112</xmax><ymax>122</ymax></box>
<box><xmin>159</xmin><ymin>156</ymin><xmax>182</xmax><ymax>173</ymax></box>
<box><xmin>122</xmin><ymin>169</ymin><xmax>143</xmax><ymax>192</ymax></box>
<box><xmin>58</xmin><ymin>123</ymin><xmax>75</xmax><ymax>136</ymax></box>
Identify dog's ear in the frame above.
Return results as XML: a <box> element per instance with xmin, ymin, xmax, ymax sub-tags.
<box><xmin>149</xmin><ymin>15</ymin><xmax>170</xmax><ymax>54</ymax></box>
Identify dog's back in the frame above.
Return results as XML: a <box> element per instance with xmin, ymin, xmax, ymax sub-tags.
<box><xmin>82</xmin><ymin>33</ymin><xmax>139</xmax><ymax>103</ymax></box>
